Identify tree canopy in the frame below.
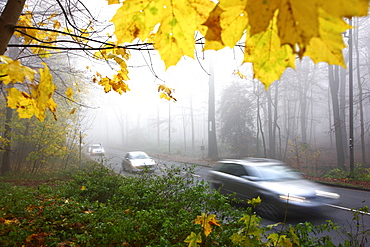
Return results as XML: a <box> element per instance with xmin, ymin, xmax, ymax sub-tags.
<box><xmin>0</xmin><ymin>0</ymin><xmax>369</xmax><ymax>121</ymax></box>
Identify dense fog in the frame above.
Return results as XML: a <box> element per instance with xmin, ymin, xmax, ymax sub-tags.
<box><xmin>83</xmin><ymin>16</ymin><xmax>370</xmax><ymax>173</ymax></box>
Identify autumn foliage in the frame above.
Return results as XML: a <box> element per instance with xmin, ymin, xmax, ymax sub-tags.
<box><xmin>0</xmin><ymin>0</ymin><xmax>368</xmax><ymax>120</ymax></box>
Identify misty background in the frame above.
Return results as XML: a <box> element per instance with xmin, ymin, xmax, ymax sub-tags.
<box><xmin>82</xmin><ymin>15</ymin><xmax>370</xmax><ymax>176</ymax></box>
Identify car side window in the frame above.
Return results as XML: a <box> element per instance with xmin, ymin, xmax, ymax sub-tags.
<box><xmin>220</xmin><ymin>163</ymin><xmax>249</xmax><ymax>177</ymax></box>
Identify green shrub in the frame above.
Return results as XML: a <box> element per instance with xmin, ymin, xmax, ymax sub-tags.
<box><xmin>0</xmin><ymin>165</ymin><xmax>246</xmax><ymax>246</ymax></box>
<box><xmin>353</xmin><ymin>164</ymin><xmax>370</xmax><ymax>182</ymax></box>
<box><xmin>1</xmin><ymin>164</ymin><xmax>368</xmax><ymax>246</ymax></box>
<box><xmin>324</xmin><ymin>168</ymin><xmax>348</xmax><ymax>179</ymax></box>
<box><xmin>324</xmin><ymin>164</ymin><xmax>370</xmax><ymax>182</ymax></box>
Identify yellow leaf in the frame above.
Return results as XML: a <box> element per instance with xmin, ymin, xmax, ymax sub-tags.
<box><xmin>70</xmin><ymin>108</ymin><xmax>76</xmax><ymax>115</ymax></box>
<box><xmin>203</xmin><ymin>0</ymin><xmax>249</xmax><ymax>50</ymax></box>
<box><xmin>203</xmin><ymin>5</ymin><xmax>225</xmax><ymax>51</ymax></box>
<box><xmin>159</xmin><ymin>92</ymin><xmax>170</xmax><ymax>101</ymax></box>
<box><xmin>319</xmin><ymin>0</ymin><xmax>370</xmax><ymax>18</ymax></box>
<box><xmin>184</xmin><ymin>232</ymin><xmax>202</xmax><ymax>247</ymax></box>
<box><xmin>158</xmin><ymin>84</ymin><xmax>176</xmax><ymax>101</ymax></box>
<box><xmin>34</xmin><ymin>63</ymin><xmax>57</xmax><ymax>121</ymax></box>
<box><xmin>194</xmin><ymin>213</ymin><xmax>220</xmax><ymax>237</ymax></box>
<box><xmin>304</xmin><ymin>8</ymin><xmax>350</xmax><ymax>67</ymax></box>
<box><xmin>111</xmin><ymin>0</ymin><xmax>215</xmax><ymax>69</ymax></box>
<box><xmin>107</xmin><ymin>0</ymin><xmax>120</xmax><ymax>4</ymax></box>
<box><xmin>53</xmin><ymin>20</ymin><xmax>61</xmax><ymax>29</ymax></box>
<box><xmin>6</xmin><ymin>88</ymin><xmax>36</xmax><ymax>119</ymax></box>
<box><xmin>243</xmin><ymin>13</ymin><xmax>296</xmax><ymax>89</ymax></box>
<box><xmin>233</xmin><ymin>70</ymin><xmax>246</xmax><ymax>79</ymax></box>
<box><xmin>81</xmin><ymin>186</ymin><xmax>86</xmax><ymax>190</ymax></box>
<box><xmin>65</xmin><ymin>87</ymin><xmax>73</xmax><ymax>99</ymax></box>
<box><xmin>277</xmin><ymin>0</ymin><xmax>320</xmax><ymax>52</ymax></box>
<box><xmin>245</xmin><ymin>0</ymin><xmax>279</xmax><ymax>37</ymax></box>
<box><xmin>247</xmin><ymin>196</ymin><xmax>262</xmax><ymax>207</ymax></box>
<box><xmin>0</xmin><ymin>55</ymin><xmax>35</xmax><ymax>85</ymax></box>
<box><xmin>268</xmin><ymin>233</ymin><xmax>293</xmax><ymax>247</ymax></box>
<box><xmin>6</xmin><ymin>63</ymin><xmax>57</xmax><ymax>121</ymax></box>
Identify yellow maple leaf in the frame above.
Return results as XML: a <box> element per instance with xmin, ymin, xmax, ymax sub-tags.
<box><xmin>204</xmin><ymin>0</ymin><xmax>249</xmax><ymax>50</ymax></box>
<box><xmin>203</xmin><ymin>5</ymin><xmax>226</xmax><ymax>51</ymax></box>
<box><xmin>7</xmin><ymin>63</ymin><xmax>57</xmax><ymax>121</ymax></box>
<box><xmin>0</xmin><ymin>56</ymin><xmax>35</xmax><ymax>85</ymax></box>
<box><xmin>6</xmin><ymin>88</ymin><xmax>36</xmax><ymax>119</ymax></box>
<box><xmin>245</xmin><ymin>0</ymin><xmax>319</xmax><ymax>52</ymax></box>
<box><xmin>194</xmin><ymin>213</ymin><xmax>220</xmax><ymax>237</ymax></box>
<box><xmin>94</xmin><ymin>70</ymin><xmax>130</xmax><ymax>95</ymax></box>
<box><xmin>112</xmin><ymin>0</ymin><xmax>215</xmax><ymax>69</ymax></box>
<box><xmin>319</xmin><ymin>0</ymin><xmax>370</xmax><ymax>18</ymax></box>
<box><xmin>245</xmin><ymin>0</ymin><xmax>279</xmax><ymax>36</ymax></box>
<box><xmin>304</xmin><ymin>8</ymin><xmax>351</xmax><ymax>67</ymax></box>
<box><xmin>276</xmin><ymin>0</ymin><xmax>320</xmax><ymax>53</ymax></box>
<box><xmin>243</xmin><ymin>13</ymin><xmax>296</xmax><ymax>89</ymax></box>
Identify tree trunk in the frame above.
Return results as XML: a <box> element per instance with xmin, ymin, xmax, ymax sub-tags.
<box><xmin>328</xmin><ymin>65</ymin><xmax>345</xmax><ymax>169</ymax></box>
<box><xmin>339</xmin><ymin>66</ymin><xmax>348</xmax><ymax>160</ymax></box>
<box><xmin>298</xmin><ymin>62</ymin><xmax>308</xmax><ymax>144</ymax></box>
<box><xmin>190</xmin><ymin>97</ymin><xmax>195</xmax><ymax>153</ymax></box>
<box><xmin>0</xmin><ymin>0</ymin><xmax>26</xmax><ymax>54</ymax></box>
<box><xmin>208</xmin><ymin>56</ymin><xmax>218</xmax><ymax>160</ymax></box>
<box><xmin>1</xmin><ymin>106</ymin><xmax>12</xmax><ymax>174</ymax></box>
<box><xmin>273</xmin><ymin>83</ymin><xmax>279</xmax><ymax>158</ymax></box>
<box><xmin>354</xmin><ymin>18</ymin><xmax>366</xmax><ymax>166</ymax></box>
<box><xmin>267</xmin><ymin>89</ymin><xmax>276</xmax><ymax>158</ymax></box>
<box><xmin>1</xmin><ymin>34</ymin><xmax>23</xmax><ymax>174</ymax></box>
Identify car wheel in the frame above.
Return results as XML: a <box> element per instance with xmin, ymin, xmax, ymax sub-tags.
<box><xmin>256</xmin><ymin>200</ymin><xmax>280</xmax><ymax>220</ymax></box>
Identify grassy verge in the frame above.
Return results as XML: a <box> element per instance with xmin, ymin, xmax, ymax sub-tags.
<box><xmin>0</xmin><ymin>164</ymin><xmax>368</xmax><ymax>246</ymax></box>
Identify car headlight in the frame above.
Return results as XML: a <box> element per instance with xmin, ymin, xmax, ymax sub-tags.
<box><xmin>315</xmin><ymin>190</ymin><xmax>340</xmax><ymax>199</ymax></box>
<box><xmin>279</xmin><ymin>195</ymin><xmax>309</xmax><ymax>203</ymax></box>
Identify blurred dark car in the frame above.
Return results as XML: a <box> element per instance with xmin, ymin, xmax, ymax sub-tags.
<box><xmin>122</xmin><ymin>151</ymin><xmax>156</xmax><ymax>172</ymax></box>
<box><xmin>89</xmin><ymin>144</ymin><xmax>105</xmax><ymax>156</ymax></box>
<box><xmin>208</xmin><ymin>158</ymin><xmax>340</xmax><ymax>219</ymax></box>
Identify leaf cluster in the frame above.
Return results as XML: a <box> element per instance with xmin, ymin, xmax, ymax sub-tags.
<box><xmin>5</xmin><ymin>0</ymin><xmax>368</xmax><ymax>123</ymax></box>
<box><xmin>110</xmin><ymin>0</ymin><xmax>369</xmax><ymax>88</ymax></box>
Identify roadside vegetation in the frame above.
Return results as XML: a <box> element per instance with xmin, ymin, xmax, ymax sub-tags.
<box><xmin>0</xmin><ymin>163</ymin><xmax>369</xmax><ymax>246</ymax></box>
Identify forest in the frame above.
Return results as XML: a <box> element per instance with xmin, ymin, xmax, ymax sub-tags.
<box><xmin>0</xmin><ymin>0</ymin><xmax>368</xmax><ymax>180</ymax></box>
<box><xmin>0</xmin><ymin>1</ymin><xmax>369</xmax><ymax>246</ymax></box>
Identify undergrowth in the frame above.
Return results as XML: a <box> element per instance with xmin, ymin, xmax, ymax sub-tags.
<box><xmin>0</xmin><ymin>164</ymin><xmax>368</xmax><ymax>246</ymax></box>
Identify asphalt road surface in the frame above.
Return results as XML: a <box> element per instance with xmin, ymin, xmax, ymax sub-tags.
<box><xmin>90</xmin><ymin>147</ymin><xmax>370</xmax><ymax>245</ymax></box>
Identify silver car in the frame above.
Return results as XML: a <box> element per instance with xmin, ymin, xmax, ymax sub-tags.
<box><xmin>122</xmin><ymin>151</ymin><xmax>156</xmax><ymax>172</ymax></box>
<box><xmin>208</xmin><ymin>158</ymin><xmax>340</xmax><ymax>219</ymax></box>
<box><xmin>89</xmin><ymin>144</ymin><xmax>105</xmax><ymax>156</ymax></box>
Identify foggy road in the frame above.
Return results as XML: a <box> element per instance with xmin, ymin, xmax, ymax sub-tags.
<box><xmin>93</xmin><ymin>147</ymin><xmax>369</xmax><ymax>245</ymax></box>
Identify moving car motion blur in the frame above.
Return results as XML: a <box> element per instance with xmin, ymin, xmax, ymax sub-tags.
<box><xmin>208</xmin><ymin>158</ymin><xmax>340</xmax><ymax>220</ymax></box>
<box><xmin>122</xmin><ymin>151</ymin><xmax>156</xmax><ymax>172</ymax></box>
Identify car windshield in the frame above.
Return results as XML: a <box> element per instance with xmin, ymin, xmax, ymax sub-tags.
<box><xmin>249</xmin><ymin>165</ymin><xmax>301</xmax><ymax>181</ymax></box>
<box><xmin>130</xmin><ymin>152</ymin><xmax>150</xmax><ymax>159</ymax></box>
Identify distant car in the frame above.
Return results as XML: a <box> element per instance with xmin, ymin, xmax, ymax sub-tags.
<box><xmin>208</xmin><ymin>158</ymin><xmax>340</xmax><ymax>220</ymax></box>
<box><xmin>89</xmin><ymin>144</ymin><xmax>105</xmax><ymax>156</ymax></box>
<box><xmin>122</xmin><ymin>151</ymin><xmax>156</xmax><ymax>172</ymax></box>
